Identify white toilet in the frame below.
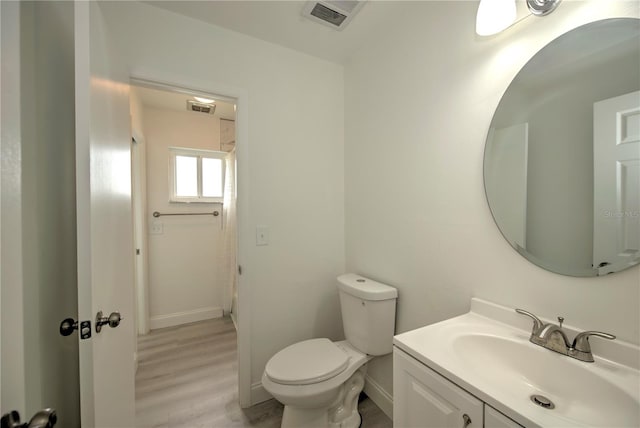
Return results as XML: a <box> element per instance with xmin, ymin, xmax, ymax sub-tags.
<box><xmin>261</xmin><ymin>273</ymin><xmax>398</xmax><ymax>428</ymax></box>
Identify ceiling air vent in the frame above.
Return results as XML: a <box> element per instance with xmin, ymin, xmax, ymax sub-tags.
<box><xmin>186</xmin><ymin>100</ymin><xmax>216</xmax><ymax>115</ymax></box>
<box><xmin>302</xmin><ymin>1</ymin><xmax>365</xmax><ymax>30</ymax></box>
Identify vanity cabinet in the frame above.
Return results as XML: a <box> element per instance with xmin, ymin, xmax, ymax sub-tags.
<box><xmin>394</xmin><ymin>347</ymin><xmax>523</xmax><ymax>428</ymax></box>
<box><xmin>485</xmin><ymin>406</ymin><xmax>523</xmax><ymax>428</ymax></box>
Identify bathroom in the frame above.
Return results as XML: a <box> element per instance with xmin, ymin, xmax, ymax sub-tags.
<box><xmin>129</xmin><ymin>84</ymin><xmax>238</xmax><ymax>332</ymax></box>
<box><xmin>0</xmin><ymin>0</ymin><xmax>638</xmax><ymax>427</ymax></box>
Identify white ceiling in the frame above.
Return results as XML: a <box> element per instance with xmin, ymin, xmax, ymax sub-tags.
<box><xmin>132</xmin><ymin>85</ymin><xmax>237</xmax><ymax>120</ymax></box>
<box><xmin>142</xmin><ymin>0</ymin><xmax>407</xmax><ymax>64</ymax></box>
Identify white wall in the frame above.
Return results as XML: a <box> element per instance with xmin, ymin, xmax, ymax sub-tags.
<box><xmin>100</xmin><ymin>1</ymin><xmax>345</xmax><ymax>403</ymax></box>
<box><xmin>345</xmin><ymin>0</ymin><xmax>640</xmax><ymax>403</ymax></box>
<box><xmin>144</xmin><ymin>107</ymin><xmax>225</xmax><ymax>328</ymax></box>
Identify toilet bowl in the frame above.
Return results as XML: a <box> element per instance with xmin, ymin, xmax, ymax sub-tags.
<box><xmin>262</xmin><ymin>274</ymin><xmax>398</xmax><ymax>428</ymax></box>
<box><xmin>262</xmin><ymin>340</ymin><xmax>371</xmax><ymax>427</ymax></box>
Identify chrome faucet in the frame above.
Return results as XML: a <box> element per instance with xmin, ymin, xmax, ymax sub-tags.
<box><xmin>515</xmin><ymin>309</ymin><xmax>616</xmax><ymax>362</ymax></box>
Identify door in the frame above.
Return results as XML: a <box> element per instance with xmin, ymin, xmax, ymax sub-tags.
<box><xmin>75</xmin><ymin>1</ymin><xmax>135</xmax><ymax>426</ymax></box>
<box><xmin>593</xmin><ymin>91</ymin><xmax>640</xmax><ymax>275</ymax></box>
<box><xmin>2</xmin><ymin>1</ymin><xmax>82</xmax><ymax>425</ymax></box>
<box><xmin>1</xmin><ymin>1</ymin><xmax>134</xmax><ymax>425</ymax></box>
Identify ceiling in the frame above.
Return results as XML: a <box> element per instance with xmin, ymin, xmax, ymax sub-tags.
<box><xmin>132</xmin><ymin>85</ymin><xmax>237</xmax><ymax>120</ymax></box>
<box><xmin>143</xmin><ymin>0</ymin><xmax>407</xmax><ymax>64</ymax></box>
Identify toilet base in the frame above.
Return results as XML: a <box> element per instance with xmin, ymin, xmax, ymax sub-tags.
<box><xmin>280</xmin><ymin>367</ymin><xmax>366</xmax><ymax>428</ymax></box>
<box><xmin>281</xmin><ymin>409</ymin><xmax>362</xmax><ymax>428</ymax></box>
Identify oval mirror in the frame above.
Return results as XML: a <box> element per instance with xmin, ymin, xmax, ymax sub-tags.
<box><xmin>484</xmin><ymin>18</ymin><xmax>640</xmax><ymax>277</ymax></box>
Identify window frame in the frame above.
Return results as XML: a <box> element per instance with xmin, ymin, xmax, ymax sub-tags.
<box><xmin>168</xmin><ymin>147</ymin><xmax>226</xmax><ymax>204</ymax></box>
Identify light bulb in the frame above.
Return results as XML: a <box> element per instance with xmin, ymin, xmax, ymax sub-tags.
<box><xmin>194</xmin><ymin>96</ymin><xmax>215</xmax><ymax>104</ymax></box>
<box><xmin>476</xmin><ymin>0</ymin><xmax>517</xmax><ymax>36</ymax></box>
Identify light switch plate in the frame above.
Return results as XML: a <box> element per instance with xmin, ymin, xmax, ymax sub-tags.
<box><xmin>256</xmin><ymin>225</ymin><xmax>269</xmax><ymax>246</ymax></box>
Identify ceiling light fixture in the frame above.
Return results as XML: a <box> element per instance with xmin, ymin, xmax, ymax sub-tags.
<box><xmin>526</xmin><ymin>0</ymin><xmax>562</xmax><ymax>16</ymax></box>
<box><xmin>476</xmin><ymin>0</ymin><xmax>562</xmax><ymax>36</ymax></box>
<box><xmin>194</xmin><ymin>96</ymin><xmax>215</xmax><ymax>104</ymax></box>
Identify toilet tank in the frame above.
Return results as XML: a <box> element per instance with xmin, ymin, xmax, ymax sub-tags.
<box><xmin>337</xmin><ymin>274</ymin><xmax>398</xmax><ymax>356</ymax></box>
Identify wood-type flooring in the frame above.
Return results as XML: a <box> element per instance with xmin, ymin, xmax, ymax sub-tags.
<box><xmin>135</xmin><ymin>318</ymin><xmax>392</xmax><ymax>428</ymax></box>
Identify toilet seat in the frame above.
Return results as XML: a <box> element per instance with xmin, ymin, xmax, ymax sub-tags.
<box><xmin>265</xmin><ymin>338</ymin><xmax>349</xmax><ymax>385</ymax></box>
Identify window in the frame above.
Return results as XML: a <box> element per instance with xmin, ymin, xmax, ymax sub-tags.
<box><xmin>169</xmin><ymin>147</ymin><xmax>226</xmax><ymax>203</ymax></box>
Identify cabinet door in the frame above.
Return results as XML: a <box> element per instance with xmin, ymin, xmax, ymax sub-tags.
<box><xmin>485</xmin><ymin>405</ymin><xmax>524</xmax><ymax>428</ymax></box>
<box><xmin>394</xmin><ymin>348</ymin><xmax>483</xmax><ymax>428</ymax></box>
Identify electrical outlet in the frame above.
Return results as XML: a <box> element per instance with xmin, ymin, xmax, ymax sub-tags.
<box><xmin>150</xmin><ymin>222</ymin><xmax>163</xmax><ymax>235</ymax></box>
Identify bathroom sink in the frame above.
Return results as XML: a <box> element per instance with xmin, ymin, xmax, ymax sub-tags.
<box><xmin>452</xmin><ymin>333</ymin><xmax>639</xmax><ymax>427</ymax></box>
<box><xmin>393</xmin><ymin>298</ymin><xmax>640</xmax><ymax>427</ymax></box>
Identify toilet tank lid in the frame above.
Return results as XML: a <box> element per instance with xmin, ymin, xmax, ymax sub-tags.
<box><xmin>337</xmin><ymin>274</ymin><xmax>398</xmax><ymax>301</ymax></box>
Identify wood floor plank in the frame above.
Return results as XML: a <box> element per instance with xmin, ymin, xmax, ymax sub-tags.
<box><xmin>135</xmin><ymin>318</ymin><xmax>391</xmax><ymax>427</ymax></box>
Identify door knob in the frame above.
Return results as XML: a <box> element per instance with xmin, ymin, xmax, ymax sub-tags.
<box><xmin>95</xmin><ymin>311</ymin><xmax>123</xmax><ymax>333</ymax></box>
<box><xmin>1</xmin><ymin>408</ymin><xmax>57</xmax><ymax>428</ymax></box>
<box><xmin>59</xmin><ymin>318</ymin><xmax>91</xmax><ymax>339</ymax></box>
<box><xmin>25</xmin><ymin>409</ymin><xmax>57</xmax><ymax>428</ymax></box>
<box><xmin>59</xmin><ymin>318</ymin><xmax>78</xmax><ymax>337</ymax></box>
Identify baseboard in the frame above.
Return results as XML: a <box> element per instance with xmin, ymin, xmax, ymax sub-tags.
<box><xmin>250</xmin><ymin>381</ymin><xmax>273</xmax><ymax>406</ymax></box>
<box><xmin>364</xmin><ymin>374</ymin><xmax>393</xmax><ymax>420</ymax></box>
<box><xmin>149</xmin><ymin>306</ymin><xmax>223</xmax><ymax>330</ymax></box>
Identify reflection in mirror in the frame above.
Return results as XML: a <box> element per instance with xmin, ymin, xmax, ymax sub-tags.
<box><xmin>484</xmin><ymin>18</ymin><xmax>640</xmax><ymax>277</ymax></box>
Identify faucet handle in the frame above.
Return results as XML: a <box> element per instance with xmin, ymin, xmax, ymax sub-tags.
<box><xmin>515</xmin><ymin>309</ymin><xmax>544</xmax><ymax>333</ymax></box>
<box><xmin>572</xmin><ymin>331</ymin><xmax>616</xmax><ymax>353</ymax></box>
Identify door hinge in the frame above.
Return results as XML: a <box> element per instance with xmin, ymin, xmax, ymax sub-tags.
<box><xmin>238</xmin><ymin>265</ymin><xmax>243</xmax><ymax>275</ymax></box>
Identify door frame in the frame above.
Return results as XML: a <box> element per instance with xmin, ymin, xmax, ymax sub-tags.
<box><xmin>131</xmin><ymin>132</ymin><xmax>149</xmax><ymax>337</ymax></box>
<box><xmin>128</xmin><ymin>75</ymin><xmax>251</xmax><ymax>407</ymax></box>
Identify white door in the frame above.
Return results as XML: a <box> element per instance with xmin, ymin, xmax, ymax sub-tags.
<box><xmin>75</xmin><ymin>1</ymin><xmax>136</xmax><ymax>426</ymax></box>
<box><xmin>593</xmin><ymin>91</ymin><xmax>640</xmax><ymax>275</ymax></box>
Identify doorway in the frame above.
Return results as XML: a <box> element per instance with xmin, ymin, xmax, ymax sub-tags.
<box><xmin>128</xmin><ymin>79</ymin><xmax>244</xmax><ymax>422</ymax></box>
